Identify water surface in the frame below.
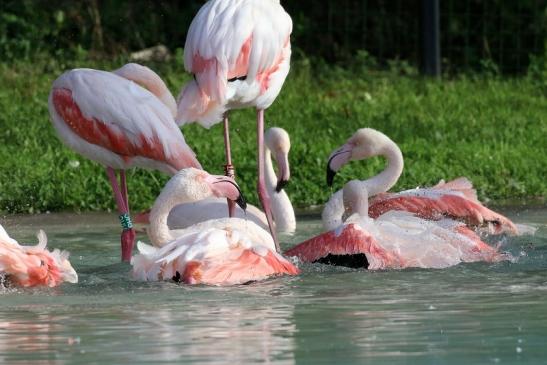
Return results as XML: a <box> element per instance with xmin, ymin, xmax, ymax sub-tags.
<box><xmin>1</xmin><ymin>206</ymin><xmax>546</xmax><ymax>364</ymax></box>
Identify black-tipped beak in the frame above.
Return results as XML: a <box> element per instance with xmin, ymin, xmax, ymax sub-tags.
<box><xmin>275</xmin><ymin>179</ymin><xmax>289</xmax><ymax>193</ymax></box>
<box><xmin>235</xmin><ymin>192</ymin><xmax>247</xmax><ymax>211</ymax></box>
<box><xmin>327</xmin><ymin>165</ymin><xmax>337</xmax><ymax>187</ymax></box>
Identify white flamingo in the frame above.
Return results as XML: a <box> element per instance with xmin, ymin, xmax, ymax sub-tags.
<box><xmin>131</xmin><ymin>168</ymin><xmax>299</xmax><ymax>285</ymax></box>
<box><xmin>324</xmin><ymin>128</ymin><xmax>517</xmax><ymax>235</ymax></box>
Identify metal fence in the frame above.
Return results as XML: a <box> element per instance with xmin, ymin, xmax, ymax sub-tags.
<box><xmin>286</xmin><ymin>0</ymin><xmax>546</xmax><ymax>74</ymax></box>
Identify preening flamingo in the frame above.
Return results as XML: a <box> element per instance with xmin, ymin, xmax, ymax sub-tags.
<box><xmin>135</xmin><ymin>127</ymin><xmax>296</xmax><ymax>234</ymax></box>
<box><xmin>177</xmin><ymin>0</ymin><xmax>293</xmax><ymax>252</ymax></box>
<box><xmin>0</xmin><ymin>224</ymin><xmax>78</xmax><ymax>288</ymax></box>
<box><xmin>48</xmin><ymin>63</ymin><xmax>202</xmax><ymax>262</ymax></box>
<box><xmin>324</xmin><ymin>128</ymin><xmax>517</xmax><ymax>234</ymax></box>
<box><xmin>286</xmin><ymin>180</ymin><xmax>508</xmax><ymax>270</ymax></box>
<box><xmin>131</xmin><ymin>168</ymin><xmax>299</xmax><ymax>285</ymax></box>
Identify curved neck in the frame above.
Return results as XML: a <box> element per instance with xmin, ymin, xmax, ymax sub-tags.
<box><xmin>148</xmin><ymin>187</ymin><xmax>191</xmax><ymax>246</ymax></box>
<box><xmin>361</xmin><ymin>141</ymin><xmax>403</xmax><ymax>197</ymax></box>
<box><xmin>264</xmin><ymin>147</ymin><xmax>295</xmax><ymax>232</ymax></box>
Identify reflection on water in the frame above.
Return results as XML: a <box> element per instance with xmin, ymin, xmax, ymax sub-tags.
<box><xmin>0</xmin><ymin>206</ymin><xmax>546</xmax><ymax>364</ymax></box>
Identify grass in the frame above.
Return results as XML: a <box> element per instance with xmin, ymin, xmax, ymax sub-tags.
<box><xmin>0</xmin><ymin>57</ymin><xmax>545</xmax><ymax>214</ymax></box>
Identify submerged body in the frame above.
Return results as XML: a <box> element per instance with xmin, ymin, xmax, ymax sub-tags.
<box><xmin>0</xmin><ymin>224</ymin><xmax>78</xmax><ymax>288</ymax></box>
<box><xmin>287</xmin><ymin>181</ymin><xmax>508</xmax><ymax>270</ymax></box>
<box><xmin>325</xmin><ymin>128</ymin><xmax>517</xmax><ymax>235</ymax></box>
<box><xmin>131</xmin><ymin>168</ymin><xmax>299</xmax><ymax>286</ymax></box>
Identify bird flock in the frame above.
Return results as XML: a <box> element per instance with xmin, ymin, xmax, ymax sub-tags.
<box><xmin>1</xmin><ymin>0</ymin><xmax>520</xmax><ymax>288</ymax></box>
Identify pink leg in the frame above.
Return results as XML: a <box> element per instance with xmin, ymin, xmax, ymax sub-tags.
<box><xmin>223</xmin><ymin>112</ymin><xmax>236</xmax><ymax>217</ymax></box>
<box><xmin>106</xmin><ymin>167</ymin><xmax>135</xmax><ymax>262</ymax></box>
<box><xmin>256</xmin><ymin>109</ymin><xmax>280</xmax><ymax>252</ymax></box>
<box><xmin>120</xmin><ymin>170</ymin><xmax>129</xmax><ymax>213</ymax></box>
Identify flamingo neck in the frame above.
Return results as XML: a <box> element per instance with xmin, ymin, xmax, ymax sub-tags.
<box><xmin>361</xmin><ymin>141</ymin><xmax>403</xmax><ymax>196</ymax></box>
<box><xmin>264</xmin><ymin>147</ymin><xmax>296</xmax><ymax>232</ymax></box>
<box><xmin>148</xmin><ymin>187</ymin><xmax>193</xmax><ymax>246</ymax></box>
<box><xmin>344</xmin><ymin>182</ymin><xmax>370</xmax><ymax>218</ymax></box>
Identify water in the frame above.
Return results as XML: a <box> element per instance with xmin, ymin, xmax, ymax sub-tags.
<box><xmin>1</xmin><ymin>206</ymin><xmax>546</xmax><ymax>365</ymax></box>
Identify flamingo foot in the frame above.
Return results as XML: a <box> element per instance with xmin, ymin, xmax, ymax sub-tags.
<box><xmin>121</xmin><ymin>228</ymin><xmax>136</xmax><ymax>262</ymax></box>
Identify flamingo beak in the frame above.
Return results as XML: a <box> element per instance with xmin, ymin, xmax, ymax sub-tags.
<box><xmin>275</xmin><ymin>150</ymin><xmax>290</xmax><ymax>193</ymax></box>
<box><xmin>326</xmin><ymin>143</ymin><xmax>353</xmax><ymax>186</ymax></box>
<box><xmin>209</xmin><ymin>175</ymin><xmax>247</xmax><ymax>211</ymax></box>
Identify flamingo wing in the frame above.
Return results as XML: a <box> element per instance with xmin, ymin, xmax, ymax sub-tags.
<box><xmin>285</xmin><ymin>223</ymin><xmax>396</xmax><ymax>270</ymax></box>
<box><xmin>183</xmin><ymin>246</ymin><xmax>299</xmax><ymax>286</ymax></box>
<box><xmin>177</xmin><ymin>0</ymin><xmax>292</xmax><ymax>126</ymax></box>
<box><xmin>49</xmin><ymin>69</ymin><xmax>201</xmax><ymax>171</ymax></box>
<box><xmin>369</xmin><ymin>179</ymin><xmax>518</xmax><ymax>235</ymax></box>
<box><xmin>184</xmin><ymin>0</ymin><xmax>291</xmax><ymax>100</ymax></box>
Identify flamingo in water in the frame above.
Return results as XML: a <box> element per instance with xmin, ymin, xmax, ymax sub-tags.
<box><xmin>131</xmin><ymin>168</ymin><xmax>299</xmax><ymax>285</ymax></box>
<box><xmin>324</xmin><ymin>128</ymin><xmax>518</xmax><ymax>235</ymax></box>
<box><xmin>135</xmin><ymin>127</ymin><xmax>296</xmax><ymax>235</ymax></box>
<box><xmin>48</xmin><ymin>63</ymin><xmax>202</xmax><ymax>262</ymax></box>
<box><xmin>0</xmin><ymin>224</ymin><xmax>78</xmax><ymax>287</ymax></box>
<box><xmin>285</xmin><ymin>180</ymin><xmax>509</xmax><ymax>270</ymax></box>
<box><xmin>177</xmin><ymin>0</ymin><xmax>293</xmax><ymax>252</ymax></box>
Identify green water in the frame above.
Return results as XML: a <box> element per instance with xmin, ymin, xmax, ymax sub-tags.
<box><xmin>1</xmin><ymin>207</ymin><xmax>546</xmax><ymax>365</ymax></box>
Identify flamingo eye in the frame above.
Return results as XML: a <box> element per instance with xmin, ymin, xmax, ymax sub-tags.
<box><xmin>40</xmin><ymin>260</ymin><xmax>45</xmax><ymax>267</ymax></box>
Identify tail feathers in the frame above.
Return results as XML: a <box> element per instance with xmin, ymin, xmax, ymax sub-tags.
<box><xmin>434</xmin><ymin>177</ymin><xmax>479</xmax><ymax>202</ymax></box>
<box><xmin>176</xmin><ymin>80</ymin><xmax>226</xmax><ymax>128</ymax></box>
<box><xmin>0</xmin><ymin>224</ymin><xmax>19</xmax><ymax>246</ymax></box>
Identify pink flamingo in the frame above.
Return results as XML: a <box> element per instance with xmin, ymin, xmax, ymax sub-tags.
<box><xmin>176</xmin><ymin>0</ymin><xmax>293</xmax><ymax>252</ymax></box>
<box><xmin>286</xmin><ymin>180</ymin><xmax>508</xmax><ymax>270</ymax></box>
<box><xmin>324</xmin><ymin>128</ymin><xmax>517</xmax><ymax>235</ymax></box>
<box><xmin>0</xmin><ymin>224</ymin><xmax>78</xmax><ymax>287</ymax></box>
<box><xmin>48</xmin><ymin>63</ymin><xmax>202</xmax><ymax>262</ymax></box>
<box><xmin>131</xmin><ymin>168</ymin><xmax>299</xmax><ymax>285</ymax></box>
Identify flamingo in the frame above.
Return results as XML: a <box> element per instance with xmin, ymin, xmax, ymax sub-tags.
<box><xmin>48</xmin><ymin>63</ymin><xmax>202</xmax><ymax>262</ymax></box>
<box><xmin>324</xmin><ymin>128</ymin><xmax>518</xmax><ymax>235</ymax></box>
<box><xmin>135</xmin><ymin>127</ymin><xmax>296</xmax><ymax>234</ymax></box>
<box><xmin>176</xmin><ymin>0</ymin><xmax>293</xmax><ymax>252</ymax></box>
<box><xmin>285</xmin><ymin>180</ymin><xmax>508</xmax><ymax>270</ymax></box>
<box><xmin>131</xmin><ymin>168</ymin><xmax>299</xmax><ymax>285</ymax></box>
<box><xmin>0</xmin><ymin>224</ymin><xmax>78</xmax><ymax>287</ymax></box>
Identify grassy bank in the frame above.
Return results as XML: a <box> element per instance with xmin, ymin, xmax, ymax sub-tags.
<box><xmin>0</xmin><ymin>59</ymin><xmax>545</xmax><ymax>214</ymax></box>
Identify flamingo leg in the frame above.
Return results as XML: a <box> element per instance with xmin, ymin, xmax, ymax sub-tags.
<box><xmin>106</xmin><ymin>167</ymin><xmax>135</xmax><ymax>262</ymax></box>
<box><xmin>256</xmin><ymin>109</ymin><xmax>280</xmax><ymax>252</ymax></box>
<box><xmin>120</xmin><ymin>170</ymin><xmax>129</xmax><ymax>213</ymax></box>
<box><xmin>223</xmin><ymin>112</ymin><xmax>236</xmax><ymax>217</ymax></box>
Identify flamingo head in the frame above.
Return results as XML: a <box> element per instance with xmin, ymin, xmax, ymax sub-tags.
<box><xmin>265</xmin><ymin>127</ymin><xmax>291</xmax><ymax>192</ymax></box>
<box><xmin>327</xmin><ymin>128</ymin><xmax>393</xmax><ymax>186</ymax></box>
<box><xmin>168</xmin><ymin>168</ymin><xmax>247</xmax><ymax>211</ymax></box>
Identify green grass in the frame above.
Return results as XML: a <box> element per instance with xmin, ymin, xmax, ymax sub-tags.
<box><xmin>0</xmin><ymin>58</ymin><xmax>545</xmax><ymax>214</ymax></box>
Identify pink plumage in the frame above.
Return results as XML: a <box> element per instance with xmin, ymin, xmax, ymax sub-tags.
<box><xmin>368</xmin><ymin>178</ymin><xmax>518</xmax><ymax>235</ymax></box>
<box><xmin>48</xmin><ymin>64</ymin><xmax>202</xmax><ymax>261</ymax></box>
<box><xmin>0</xmin><ymin>224</ymin><xmax>78</xmax><ymax>288</ymax></box>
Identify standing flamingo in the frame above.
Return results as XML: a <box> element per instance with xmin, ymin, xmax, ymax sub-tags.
<box><xmin>324</xmin><ymin>128</ymin><xmax>517</xmax><ymax>235</ymax></box>
<box><xmin>176</xmin><ymin>0</ymin><xmax>293</xmax><ymax>252</ymax></box>
<box><xmin>135</xmin><ymin>127</ymin><xmax>296</xmax><ymax>234</ymax></box>
<box><xmin>286</xmin><ymin>180</ymin><xmax>508</xmax><ymax>270</ymax></box>
<box><xmin>0</xmin><ymin>224</ymin><xmax>78</xmax><ymax>287</ymax></box>
<box><xmin>131</xmin><ymin>168</ymin><xmax>299</xmax><ymax>285</ymax></box>
<box><xmin>48</xmin><ymin>63</ymin><xmax>202</xmax><ymax>262</ymax></box>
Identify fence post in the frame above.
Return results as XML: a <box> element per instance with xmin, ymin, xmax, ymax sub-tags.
<box><xmin>421</xmin><ymin>0</ymin><xmax>441</xmax><ymax>76</ymax></box>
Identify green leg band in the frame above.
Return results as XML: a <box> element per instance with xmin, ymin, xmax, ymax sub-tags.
<box><xmin>119</xmin><ymin>213</ymin><xmax>133</xmax><ymax>230</ymax></box>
